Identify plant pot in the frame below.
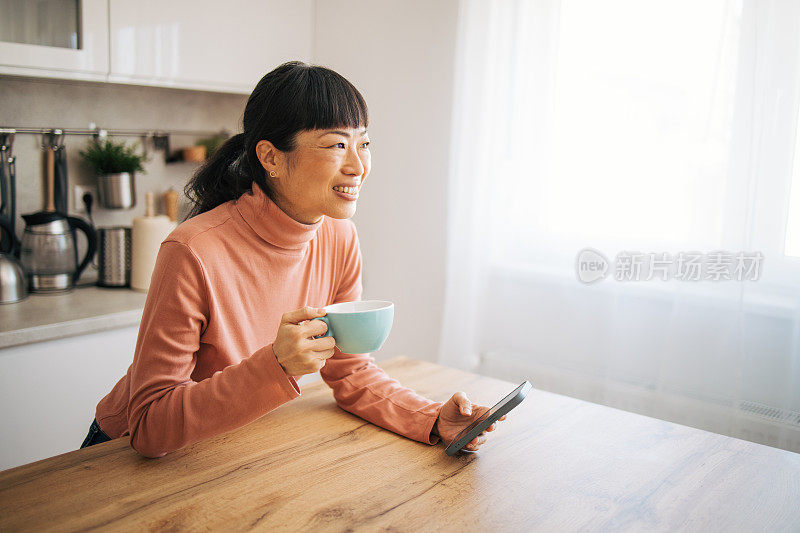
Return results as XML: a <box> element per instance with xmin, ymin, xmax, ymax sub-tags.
<box><xmin>97</xmin><ymin>172</ymin><xmax>136</xmax><ymax>209</ymax></box>
<box><xmin>182</xmin><ymin>146</ymin><xmax>207</xmax><ymax>162</ymax></box>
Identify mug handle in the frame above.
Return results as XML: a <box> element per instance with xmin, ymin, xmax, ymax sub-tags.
<box><xmin>311</xmin><ymin>316</ymin><xmax>332</xmax><ymax>339</ymax></box>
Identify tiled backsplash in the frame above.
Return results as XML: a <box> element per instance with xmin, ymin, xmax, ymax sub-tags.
<box><xmin>0</xmin><ymin>75</ymin><xmax>247</xmax><ymax>233</ymax></box>
<box><xmin>0</xmin><ymin>75</ymin><xmax>248</xmax><ymax>283</ymax></box>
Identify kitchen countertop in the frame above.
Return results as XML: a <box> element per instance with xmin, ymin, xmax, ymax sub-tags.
<box><xmin>0</xmin><ymin>285</ymin><xmax>147</xmax><ymax>348</ymax></box>
<box><xmin>1</xmin><ymin>356</ymin><xmax>799</xmax><ymax>531</ymax></box>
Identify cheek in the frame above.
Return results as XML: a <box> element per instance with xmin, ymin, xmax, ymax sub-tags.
<box><xmin>361</xmin><ymin>153</ymin><xmax>371</xmax><ymax>174</ymax></box>
<box><xmin>319</xmin><ymin>153</ymin><xmax>340</xmax><ymax>164</ymax></box>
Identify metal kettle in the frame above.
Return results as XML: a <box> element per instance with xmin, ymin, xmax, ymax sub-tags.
<box><xmin>20</xmin><ymin>211</ymin><xmax>97</xmax><ymax>292</ymax></box>
<box><xmin>0</xmin><ymin>217</ymin><xmax>27</xmax><ymax>304</ymax></box>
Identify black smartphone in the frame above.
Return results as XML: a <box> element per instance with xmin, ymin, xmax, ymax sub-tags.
<box><xmin>444</xmin><ymin>380</ymin><xmax>532</xmax><ymax>456</ymax></box>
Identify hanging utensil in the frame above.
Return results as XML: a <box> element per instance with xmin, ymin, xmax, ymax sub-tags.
<box><xmin>50</xmin><ymin>131</ymin><xmax>76</xmax><ymax>266</ymax></box>
<box><xmin>0</xmin><ymin>134</ymin><xmax>8</xmax><ymax>220</ymax></box>
<box><xmin>45</xmin><ymin>139</ymin><xmax>56</xmax><ymax>212</ymax></box>
<box><xmin>41</xmin><ymin>129</ymin><xmax>62</xmax><ymax>213</ymax></box>
<box><xmin>0</xmin><ymin>129</ymin><xmax>19</xmax><ymax>257</ymax></box>
<box><xmin>53</xmin><ymin>130</ymin><xmax>68</xmax><ymax>214</ymax></box>
<box><xmin>0</xmin><ymin>130</ymin><xmax>26</xmax><ymax>303</ymax></box>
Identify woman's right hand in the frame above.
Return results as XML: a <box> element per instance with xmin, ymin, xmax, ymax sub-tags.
<box><xmin>273</xmin><ymin>306</ymin><xmax>335</xmax><ymax>376</ymax></box>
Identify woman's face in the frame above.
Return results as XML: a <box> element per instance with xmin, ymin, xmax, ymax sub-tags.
<box><xmin>256</xmin><ymin>127</ymin><xmax>371</xmax><ymax>224</ymax></box>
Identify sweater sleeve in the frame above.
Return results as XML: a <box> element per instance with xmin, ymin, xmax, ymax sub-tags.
<box><xmin>319</xmin><ymin>221</ymin><xmax>443</xmax><ymax>445</ymax></box>
<box><xmin>126</xmin><ymin>241</ymin><xmax>300</xmax><ymax>458</ymax></box>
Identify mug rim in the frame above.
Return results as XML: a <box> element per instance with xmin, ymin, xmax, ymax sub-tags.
<box><xmin>323</xmin><ymin>300</ymin><xmax>394</xmax><ymax>314</ymax></box>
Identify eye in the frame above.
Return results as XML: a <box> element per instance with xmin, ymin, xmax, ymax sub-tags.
<box><xmin>329</xmin><ymin>141</ymin><xmax>370</xmax><ymax>149</ymax></box>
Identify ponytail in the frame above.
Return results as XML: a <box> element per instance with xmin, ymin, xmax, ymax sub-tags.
<box><xmin>183</xmin><ymin>133</ymin><xmax>255</xmax><ymax>220</ymax></box>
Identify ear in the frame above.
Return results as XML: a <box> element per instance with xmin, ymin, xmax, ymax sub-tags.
<box><xmin>255</xmin><ymin>139</ymin><xmax>283</xmax><ymax>175</ymax></box>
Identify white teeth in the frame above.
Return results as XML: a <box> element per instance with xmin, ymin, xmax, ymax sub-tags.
<box><xmin>333</xmin><ymin>186</ymin><xmax>358</xmax><ymax>195</ymax></box>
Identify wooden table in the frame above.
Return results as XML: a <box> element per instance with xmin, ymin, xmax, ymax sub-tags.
<box><xmin>1</xmin><ymin>356</ymin><xmax>799</xmax><ymax>531</ymax></box>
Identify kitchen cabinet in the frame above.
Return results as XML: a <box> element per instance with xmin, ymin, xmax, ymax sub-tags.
<box><xmin>0</xmin><ymin>0</ymin><xmax>109</xmax><ymax>81</ymax></box>
<box><xmin>0</xmin><ymin>0</ymin><xmax>313</xmax><ymax>94</ymax></box>
<box><xmin>0</xmin><ymin>326</ymin><xmax>138</xmax><ymax>471</ymax></box>
<box><xmin>0</xmin><ymin>281</ymin><xmax>320</xmax><ymax>471</ymax></box>
<box><xmin>107</xmin><ymin>0</ymin><xmax>313</xmax><ymax>93</ymax></box>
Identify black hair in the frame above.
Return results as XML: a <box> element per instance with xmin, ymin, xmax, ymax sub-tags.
<box><xmin>184</xmin><ymin>60</ymin><xmax>369</xmax><ymax>219</ymax></box>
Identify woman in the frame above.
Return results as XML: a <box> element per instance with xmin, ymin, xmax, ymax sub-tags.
<box><xmin>80</xmin><ymin>61</ymin><xmax>505</xmax><ymax>458</ymax></box>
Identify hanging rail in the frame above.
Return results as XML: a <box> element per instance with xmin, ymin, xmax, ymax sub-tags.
<box><xmin>0</xmin><ymin>126</ymin><xmax>230</xmax><ymax>138</ymax></box>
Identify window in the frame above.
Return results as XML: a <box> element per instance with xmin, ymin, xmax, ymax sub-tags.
<box><xmin>0</xmin><ymin>0</ymin><xmax>80</xmax><ymax>50</ymax></box>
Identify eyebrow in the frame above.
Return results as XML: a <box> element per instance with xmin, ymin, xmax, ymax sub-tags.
<box><xmin>318</xmin><ymin>129</ymin><xmax>369</xmax><ymax>138</ymax></box>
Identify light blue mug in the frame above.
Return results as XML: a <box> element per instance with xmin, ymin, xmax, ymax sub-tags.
<box><xmin>312</xmin><ymin>300</ymin><xmax>394</xmax><ymax>354</ymax></box>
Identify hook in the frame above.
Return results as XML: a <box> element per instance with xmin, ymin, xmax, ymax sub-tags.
<box><xmin>40</xmin><ymin>128</ymin><xmax>64</xmax><ymax>150</ymax></box>
<box><xmin>152</xmin><ymin>131</ymin><xmax>170</xmax><ymax>153</ymax></box>
<box><xmin>0</xmin><ymin>128</ymin><xmax>14</xmax><ymax>153</ymax></box>
<box><xmin>91</xmin><ymin>126</ymin><xmax>108</xmax><ymax>142</ymax></box>
<box><xmin>52</xmin><ymin>129</ymin><xmax>65</xmax><ymax>150</ymax></box>
<box><xmin>140</xmin><ymin>132</ymin><xmax>151</xmax><ymax>156</ymax></box>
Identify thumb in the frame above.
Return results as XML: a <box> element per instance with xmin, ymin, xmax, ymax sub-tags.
<box><xmin>454</xmin><ymin>392</ymin><xmax>472</xmax><ymax>415</ymax></box>
<box><xmin>282</xmin><ymin>306</ymin><xmax>327</xmax><ymax>325</ymax></box>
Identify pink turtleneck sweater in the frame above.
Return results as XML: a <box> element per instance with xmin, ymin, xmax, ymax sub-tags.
<box><xmin>94</xmin><ymin>182</ymin><xmax>443</xmax><ymax>458</ymax></box>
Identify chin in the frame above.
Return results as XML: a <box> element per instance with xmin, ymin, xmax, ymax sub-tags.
<box><xmin>326</xmin><ymin>205</ymin><xmax>357</xmax><ymax>220</ymax></box>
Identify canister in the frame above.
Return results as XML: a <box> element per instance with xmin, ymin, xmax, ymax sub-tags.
<box><xmin>97</xmin><ymin>226</ymin><xmax>131</xmax><ymax>287</ymax></box>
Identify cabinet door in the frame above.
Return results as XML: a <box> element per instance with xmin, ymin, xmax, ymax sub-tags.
<box><xmin>0</xmin><ymin>326</ymin><xmax>138</xmax><ymax>471</ymax></box>
<box><xmin>0</xmin><ymin>0</ymin><xmax>109</xmax><ymax>80</ymax></box>
<box><xmin>108</xmin><ymin>0</ymin><xmax>313</xmax><ymax>94</ymax></box>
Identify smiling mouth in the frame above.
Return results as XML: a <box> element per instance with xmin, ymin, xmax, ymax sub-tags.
<box><xmin>332</xmin><ymin>185</ymin><xmax>359</xmax><ymax>195</ymax></box>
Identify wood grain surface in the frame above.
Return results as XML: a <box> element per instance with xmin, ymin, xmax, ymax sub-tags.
<box><xmin>1</xmin><ymin>356</ymin><xmax>799</xmax><ymax>532</ymax></box>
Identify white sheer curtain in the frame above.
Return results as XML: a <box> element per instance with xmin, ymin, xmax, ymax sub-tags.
<box><xmin>439</xmin><ymin>0</ymin><xmax>800</xmax><ymax>452</ymax></box>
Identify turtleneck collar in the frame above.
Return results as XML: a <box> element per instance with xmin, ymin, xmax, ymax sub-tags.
<box><xmin>233</xmin><ymin>182</ymin><xmax>324</xmax><ymax>252</ymax></box>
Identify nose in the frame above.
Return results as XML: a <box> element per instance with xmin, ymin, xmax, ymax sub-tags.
<box><xmin>342</xmin><ymin>144</ymin><xmax>365</xmax><ymax>178</ymax></box>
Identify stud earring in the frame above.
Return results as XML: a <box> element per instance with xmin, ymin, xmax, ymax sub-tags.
<box><xmin>269</xmin><ymin>170</ymin><xmax>277</xmax><ymax>178</ymax></box>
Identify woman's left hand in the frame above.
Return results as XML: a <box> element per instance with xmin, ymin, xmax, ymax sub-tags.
<box><xmin>433</xmin><ymin>391</ymin><xmax>507</xmax><ymax>452</ymax></box>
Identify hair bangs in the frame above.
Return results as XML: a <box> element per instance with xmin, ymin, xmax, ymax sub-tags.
<box><xmin>297</xmin><ymin>67</ymin><xmax>369</xmax><ymax>132</ymax></box>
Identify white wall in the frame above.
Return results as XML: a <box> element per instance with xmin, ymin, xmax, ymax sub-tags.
<box><xmin>0</xmin><ymin>3</ymin><xmax>461</xmax><ymax>470</ymax></box>
<box><xmin>313</xmin><ymin>0</ymin><xmax>459</xmax><ymax>364</ymax></box>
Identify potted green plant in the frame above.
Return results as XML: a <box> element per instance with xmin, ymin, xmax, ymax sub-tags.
<box><xmin>79</xmin><ymin>138</ymin><xmax>148</xmax><ymax>209</ymax></box>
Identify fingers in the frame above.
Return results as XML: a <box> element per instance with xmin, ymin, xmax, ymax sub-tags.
<box><xmin>456</xmin><ymin>408</ymin><xmax>510</xmax><ymax>452</ymax></box>
<box><xmin>465</xmin><ymin>434</ymin><xmax>488</xmax><ymax>451</ymax></box>
<box><xmin>462</xmin><ymin>419</ymin><xmax>504</xmax><ymax>452</ymax></box>
<box><xmin>308</xmin><ymin>334</ymin><xmax>335</xmax><ymax>349</ymax></box>
<box><xmin>310</xmin><ymin>348</ymin><xmax>336</xmax><ymax>361</ymax></box>
<box><xmin>307</xmin><ymin>334</ymin><xmax>336</xmax><ymax>358</ymax></box>
<box><xmin>282</xmin><ymin>306</ymin><xmax>326</xmax><ymax>325</ymax></box>
<box><xmin>303</xmin><ymin>318</ymin><xmax>330</xmax><ymax>338</ymax></box>
<box><xmin>475</xmin><ymin>423</ymin><xmax>496</xmax><ymax>439</ymax></box>
<box><xmin>453</xmin><ymin>391</ymin><xmax>472</xmax><ymax>416</ymax></box>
